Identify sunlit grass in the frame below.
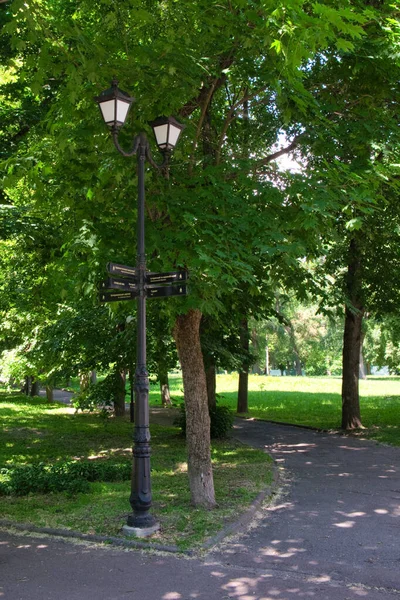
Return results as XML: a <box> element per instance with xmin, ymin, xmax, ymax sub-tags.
<box><xmin>182</xmin><ymin>373</ymin><xmax>399</xmax><ymax>446</ymax></box>
<box><xmin>0</xmin><ymin>393</ymin><xmax>273</xmax><ymax>549</ymax></box>
<box><xmin>45</xmin><ymin>373</ymin><xmax>400</xmax><ymax>447</ymax></box>
<box><xmin>147</xmin><ymin>373</ymin><xmax>400</xmax><ymax>445</ymax></box>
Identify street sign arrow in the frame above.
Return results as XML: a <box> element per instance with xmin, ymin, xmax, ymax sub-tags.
<box><xmin>106</xmin><ymin>262</ymin><xmax>138</xmax><ymax>280</ymax></box>
<box><xmin>146</xmin><ymin>271</ymin><xmax>188</xmax><ymax>285</ymax></box>
<box><xmin>100</xmin><ymin>277</ymin><xmax>138</xmax><ymax>292</ymax></box>
<box><xmin>147</xmin><ymin>284</ymin><xmax>188</xmax><ymax>299</ymax></box>
<box><xmin>99</xmin><ymin>290</ymin><xmax>139</xmax><ymax>303</ymax></box>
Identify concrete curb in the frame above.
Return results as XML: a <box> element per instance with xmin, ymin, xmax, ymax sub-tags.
<box><xmin>235</xmin><ymin>414</ymin><xmax>335</xmax><ymax>433</ymax></box>
<box><xmin>0</xmin><ymin>467</ymin><xmax>281</xmax><ymax>556</ymax></box>
<box><xmin>201</xmin><ymin>464</ymin><xmax>281</xmax><ymax>550</ymax></box>
<box><xmin>0</xmin><ymin>519</ymin><xmax>191</xmax><ymax>555</ymax></box>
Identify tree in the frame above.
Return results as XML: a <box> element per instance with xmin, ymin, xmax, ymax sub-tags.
<box><xmin>1</xmin><ymin>0</ymin><xmax>378</xmax><ymax>502</ymax></box>
<box><xmin>282</xmin><ymin>0</ymin><xmax>400</xmax><ymax>427</ymax></box>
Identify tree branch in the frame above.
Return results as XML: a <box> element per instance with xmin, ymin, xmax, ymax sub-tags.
<box><xmin>215</xmin><ymin>86</ymin><xmax>270</xmax><ymax>165</ymax></box>
<box><xmin>179</xmin><ymin>54</ymin><xmax>235</xmax><ymax>119</ymax></box>
<box><xmin>254</xmin><ymin>136</ymin><xmax>302</xmax><ymax>170</ymax></box>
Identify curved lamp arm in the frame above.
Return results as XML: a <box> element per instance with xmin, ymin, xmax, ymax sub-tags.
<box><xmin>111</xmin><ymin>128</ymin><xmax>140</xmax><ymax>158</ymax></box>
<box><xmin>111</xmin><ymin>128</ymin><xmax>170</xmax><ymax>170</ymax></box>
<box><xmin>145</xmin><ymin>143</ymin><xmax>170</xmax><ymax>170</ymax></box>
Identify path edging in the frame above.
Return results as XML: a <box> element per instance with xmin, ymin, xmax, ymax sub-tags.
<box><xmin>0</xmin><ymin>467</ymin><xmax>281</xmax><ymax>555</ymax></box>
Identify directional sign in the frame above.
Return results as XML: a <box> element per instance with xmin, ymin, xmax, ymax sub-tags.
<box><xmin>99</xmin><ymin>290</ymin><xmax>138</xmax><ymax>303</ymax></box>
<box><xmin>107</xmin><ymin>262</ymin><xmax>137</xmax><ymax>280</ymax></box>
<box><xmin>147</xmin><ymin>285</ymin><xmax>187</xmax><ymax>299</ymax></box>
<box><xmin>100</xmin><ymin>277</ymin><xmax>138</xmax><ymax>292</ymax></box>
<box><xmin>146</xmin><ymin>271</ymin><xmax>188</xmax><ymax>286</ymax></box>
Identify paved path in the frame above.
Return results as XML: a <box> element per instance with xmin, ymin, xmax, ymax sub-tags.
<box><xmin>212</xmin><ymin>420</ymin><xmax>400</xmax><ymax>594</ymax></box>
<box><xmin>1</xmin><ymin>409</ymin><xmax>399</xmax><ymax>599</ymax></box>
<box><xmin>38</xmin><ymin>388</ymin><xmax>75</xmax><ymax>404</ymax></box>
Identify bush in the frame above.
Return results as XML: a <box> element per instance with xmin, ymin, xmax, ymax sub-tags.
<box><xmin>0</xmin><ymin>459</ymin><xmax>132</xmax><ymax>497</ymax></box>
<box><xmin>72</xmin><ymin>377</ymin><xmax>115</xmax><ymax>417</ymax></box>
<box><xmin>174</xmin><ymin>404</ymin><xmax>234</xmax><ymax>439</ymax></box>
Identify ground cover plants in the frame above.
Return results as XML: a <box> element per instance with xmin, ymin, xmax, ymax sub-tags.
<box><xmin>2</xmin><ymin>374</ymin><xmax>397</xmax><ymax>550</ymax></box>
<box><xmin>0</xmin><ymin>392</ymin><xmax>273</xmax><ymax>550</ymax></box>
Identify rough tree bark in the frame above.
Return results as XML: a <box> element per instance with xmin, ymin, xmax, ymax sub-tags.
<box><xmin>79</xmin><ymin>371</ymin><xmax>90</xmax><ymax>391</ymax></box>
<box><xmin>237</xmin><ymin>317</ymin><xmax>249</xmax><ymax>413</ymax></box>
<box><xmin>114</xmin><ymin>370</ymin><xmax>126</xmax><ymax>417</ymax></box>
<box><xmin>30</xmin><ymin>378</ymin><xmax>39</xmax><ymax>397</ymax></box>
<box><xmin>46</xmin><ymin>386</ymin><xmax>54</xmax><ymax>402</ymax></box>
<box><xmin>158</xmin><ymin>366</ymin><xmax>172</xmax><ymax>406</ymax></box>
<box><xmin>250</xmin><ymin>327</ymin><xmax>262</xmax><ymax>374</ymax></box>
<box><xmin>341</xmin><ymin>237</ymin><xmax>364</xmax><ymax>429</ymax></box>
<box><xmin>173</xmin><ymin>309</ymin><xmax>216</xmax><ymax>508</ymax></box>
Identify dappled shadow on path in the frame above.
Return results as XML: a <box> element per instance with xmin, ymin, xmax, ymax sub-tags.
<box><xmin>0</xmin><ymin>532</ymin><xmax>395</xmax><ymax>600</ymax></box>
<box><xmin>216</xmin><ymin>420</ymin><xmax>400</xmax><ymax>592</ymax></box>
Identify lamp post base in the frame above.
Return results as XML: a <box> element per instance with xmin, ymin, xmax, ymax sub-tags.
<box><xmin>123</xmin><ymin>518</ymin><xmax>160</xmax><ymax>539</ymax></box>
<box><xmin>123</xmin><ymin>511</ymin><xmax>160</xmax><ymax>538</ymax></box>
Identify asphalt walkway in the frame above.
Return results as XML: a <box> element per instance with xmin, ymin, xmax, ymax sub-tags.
<box><xmin>1</xmin><ymin>394</ymin><xmax>399</xmax><ymax>599</ymax></box>
<box><xmin>212</xmin><ymin>420</ymin><xmax>400</xmax><ymax>593</ymax></box>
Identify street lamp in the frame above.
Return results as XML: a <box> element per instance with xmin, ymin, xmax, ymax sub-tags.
<box><xmin>95</xmin><ymin>79</ymin><xmax>184</xmax><ymax>536</ymax></box>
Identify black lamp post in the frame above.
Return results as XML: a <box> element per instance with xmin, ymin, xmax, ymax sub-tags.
<box><xmin>95</xmin><ymin>80</ymin><xmax>184</xmax><ymax>536</ymax></box>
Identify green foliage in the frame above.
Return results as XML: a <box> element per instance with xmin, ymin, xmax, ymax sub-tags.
<box><xmin>175</xmin><ymin>403</ymin><xmax>234</xmax><ymax>439</ymax></box>
<box><xmin>1</xmin><ymin>0</ymin><xmax>399</xmax><ymax>442</ymax></box>
<box><xmin>253</xmin><ymin>295</ymin><xmax>343</xmax><ymax>376</ymax></box>
<box><xmin>73</xmin><ymin>372</ymin><xmax>119</xmax><ymax>416</ymax></box>
<box><xmin>0</xmin><ymin>459</ymin><xmax>131</xmax><ymax>496</ymax></box>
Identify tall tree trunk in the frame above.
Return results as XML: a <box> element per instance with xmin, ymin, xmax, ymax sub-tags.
<box><xmin>359</xmin><ymin>348</ymin><xmax>367</xmax><ymax>380</ymax></box>
<box><xmin>251</xmin><ymin>327</ymin><xmax>261</xmax><ymax>374</ymax></box>
<box><xmin>205</xmin><ymin>364</ymin><xmax>217</xmax><ymax>410</ymax></box>
<box><xmin>342</xmin><ymin>238</ymin><xmax>364</xmax><ymax>429</ymax></box>
<box><xmin>359</xmin><ymin>329</ymin><xmax>367</xmax><ymax>380</ymax></box>
<box><xmin>22</xmin><ymin>376</ymin><xmax>31</xmax><ymax>395</ymax></box>
<box><xmin>173</xmin><ymin>309</ymin><xmax>216</xmax><ymax>508</ymax></box>
<box><xmin>30</xmin><ymin>378</ymin><xmax>39</xmax><ymax>397</ymax></box>
<box><xmin>237</xmin><ymin>317</ymin><xmax>249</xmax><ymax>413</ymax></box>
<box><xmin>158</xmin><ymin>367</ymin><xmax>172</xmax><ymax>406</ymax></box>
<box><xmin>79</xmin><ymin>371</ymin><xmax>90</xmax><ymax>391</ymax></box>
<box><xmin>46</xmin><ymin>386</ymin><xmax>54</xmax><ymax>402</ymax></box>
<box><xmin>286</xmin><ymin>322</ymin><xmax>302</xmax><ymax>376</ymax></box>
<box><xmin>114</xmin><ymin>370</ymin><xmax>126</xmax><ymax>417</ymax></box>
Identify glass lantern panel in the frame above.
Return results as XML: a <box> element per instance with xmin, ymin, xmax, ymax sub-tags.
<box><xmin>116</xmin><ymin>99</ymin><xmax>130</xmax><ymax>126</ymax></box>
<box><xmin>153</xmin><ymin>124</ymin><xmax>169</xmax><ymax>148</ymax></box>
<box><xmin>99</xmin><ymin>99</ymin><xmax>116</xmax><ymax>125</ymax></box>
<box><xmin>167</xmin><ymin>124</ymin><xmax>182</xmax><ymax>149</ymax></box>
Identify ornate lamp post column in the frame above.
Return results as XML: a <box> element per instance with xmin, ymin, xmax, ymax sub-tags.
<box><xmin>95</xmin><ymin>80</ymin><xmax>184</xmax><ymax>536</ymax></box>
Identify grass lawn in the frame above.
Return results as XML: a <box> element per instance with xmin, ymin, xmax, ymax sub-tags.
<box><xmin>148</xmin><ymin>373</ymin><xmax>400</xmax><ymax>446</ymax></box>
<box><xmin>197</xmin><ymin>373</ymin><xmax>399</xmax><ymax>446</ymax></box>
<box><xmin>0</xmin><ymin>392</ymin><xmax>273</xmax><ymax>550</ymax></box>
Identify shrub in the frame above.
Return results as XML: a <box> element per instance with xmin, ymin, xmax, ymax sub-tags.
<box><xmin>72</xmin><ymin>377</ymin><xmax>115</xmax><ymax>417</ymax></box>
<box><xmin>174</xmin><ymin>404</ymin><xmax>234</xmax><ymax>439</ymax></box>
<box><xmin>0</xmin><ymin>459</ymin><xmax>132</xmax><ymax>497</ymax></box>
